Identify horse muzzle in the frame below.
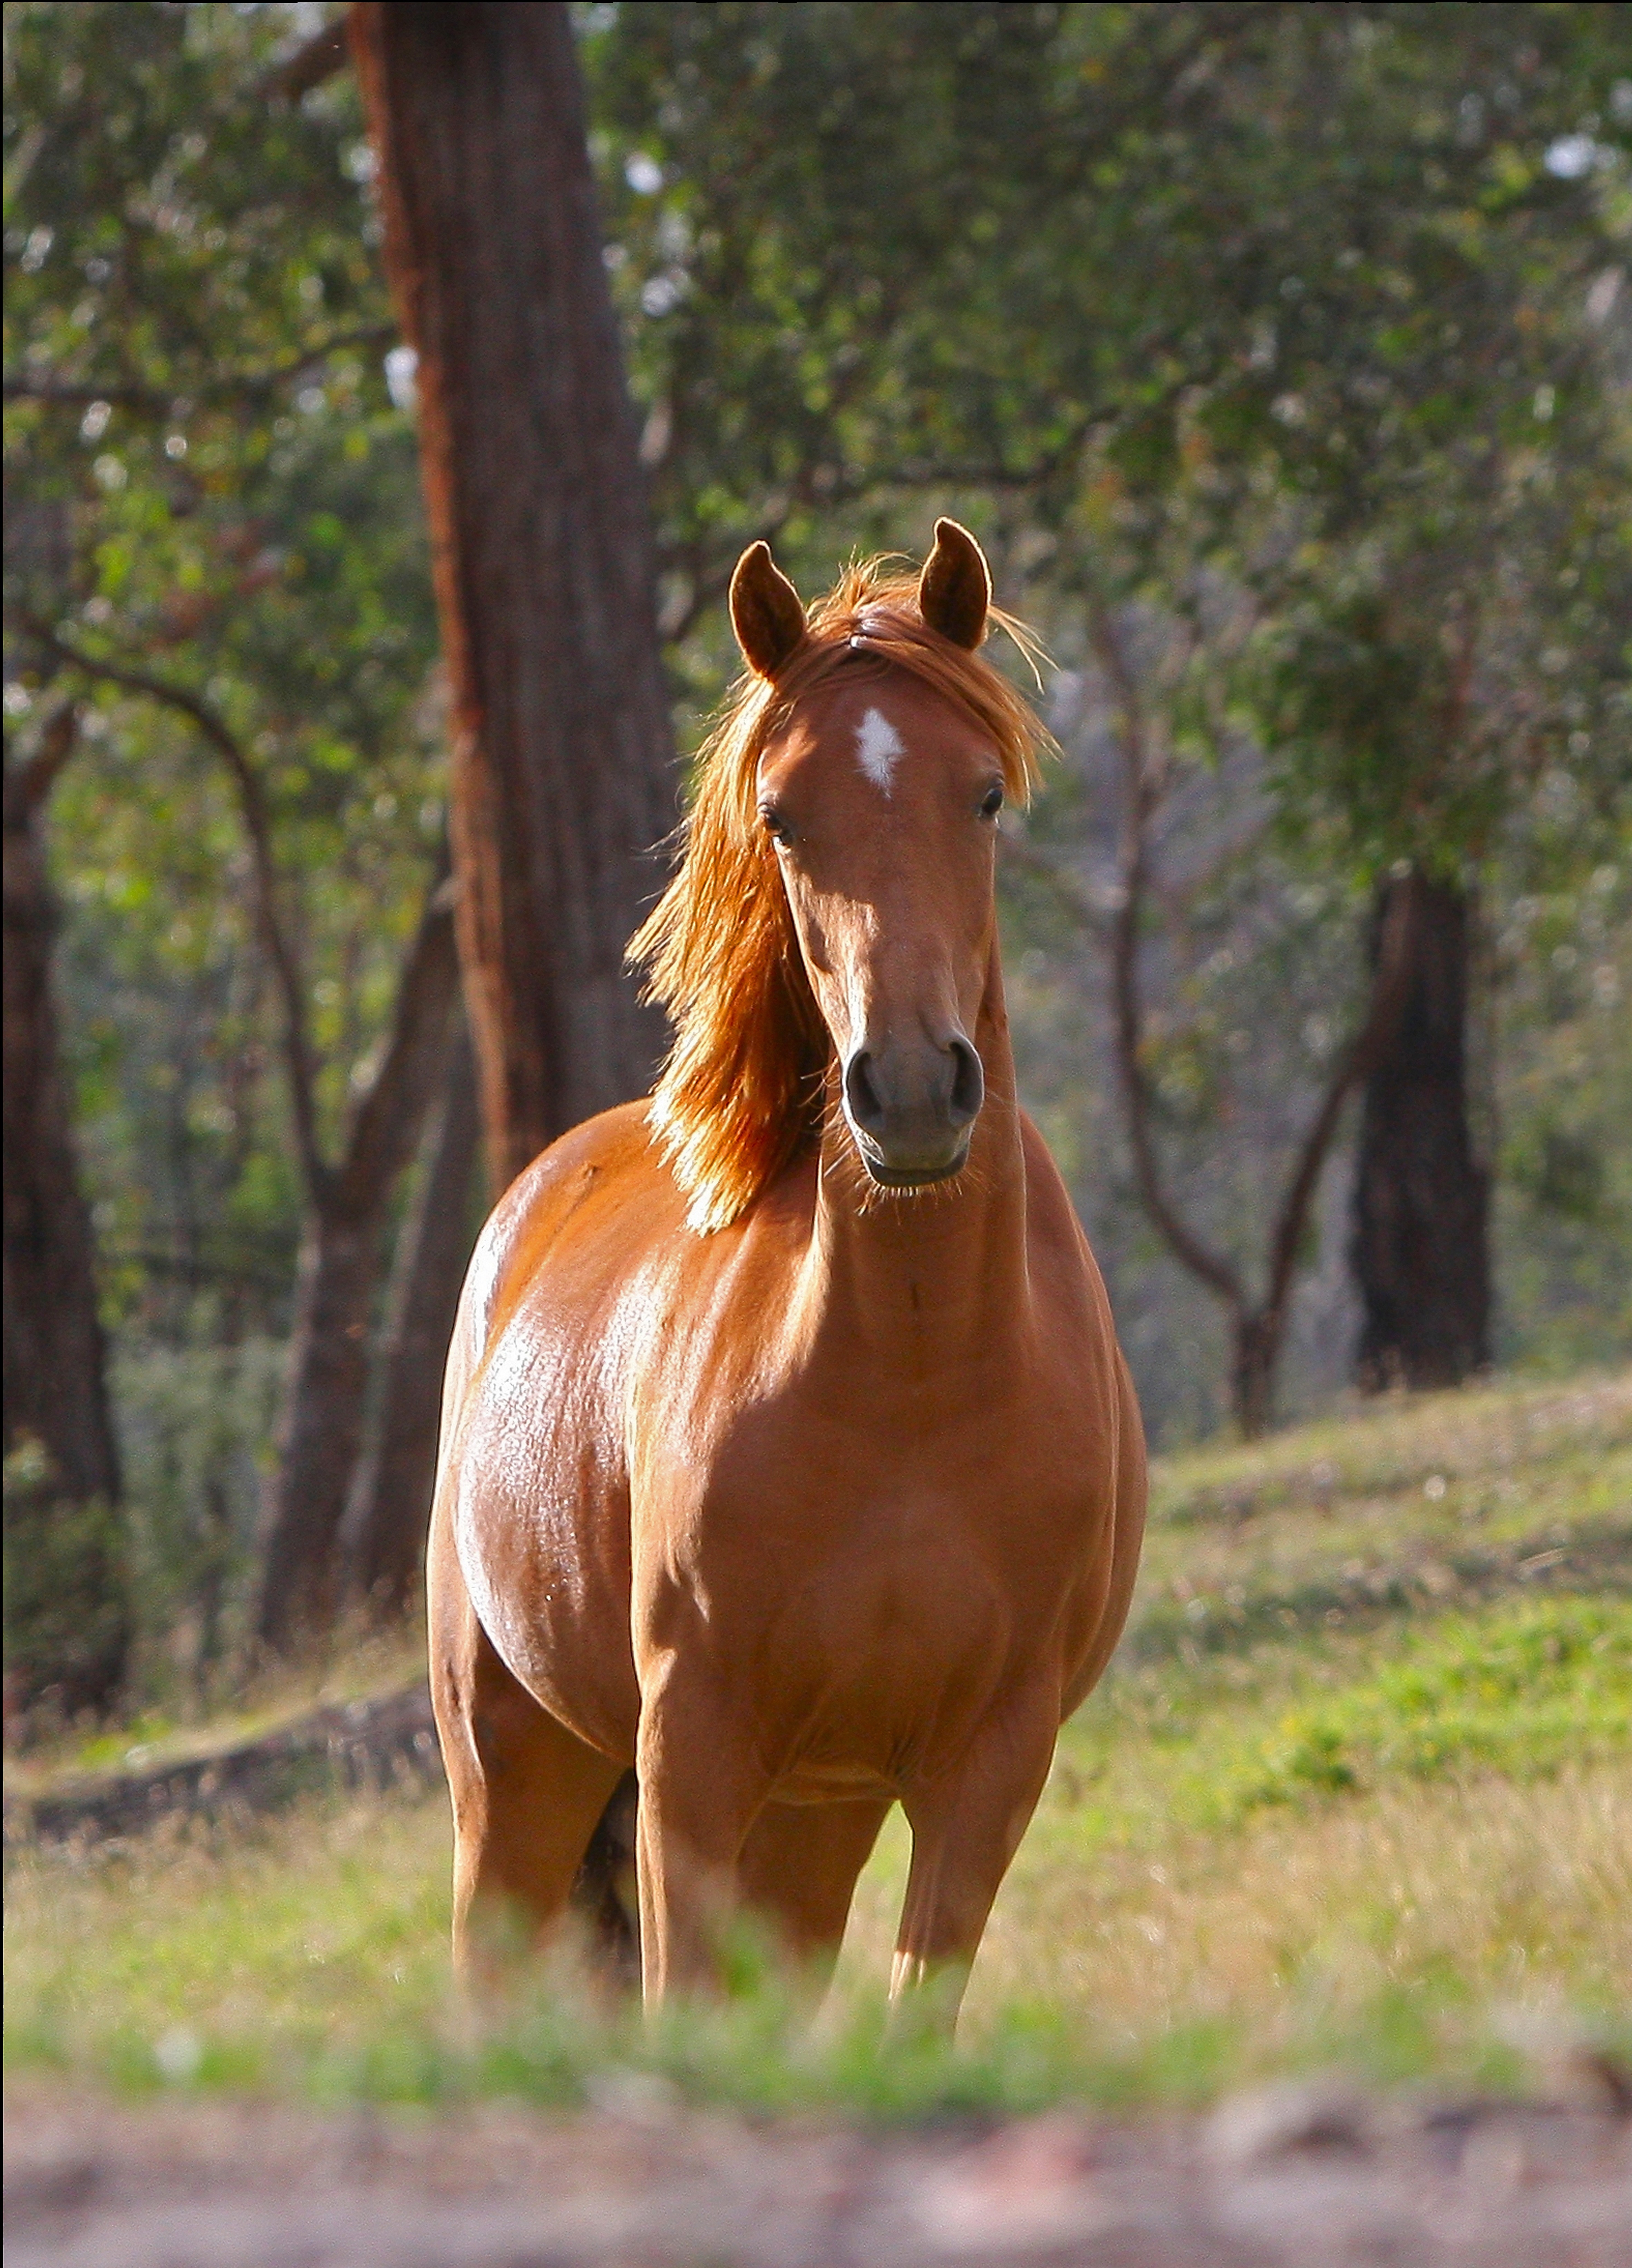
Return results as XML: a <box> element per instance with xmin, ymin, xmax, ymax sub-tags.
<box><xmin>842</xmin><ymin>1035</ymin><xmax>984</xmax><ymax>1186</ymax></box>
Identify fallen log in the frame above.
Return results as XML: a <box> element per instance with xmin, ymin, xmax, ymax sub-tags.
<box><xmin>6</xmin><ymin>1684</ymin><xmax>442</xmax><ymax>1849</ymax></box>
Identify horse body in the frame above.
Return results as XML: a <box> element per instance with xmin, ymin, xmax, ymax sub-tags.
<box><xmin>429</xmin><ymin>526</ymin><xmax>1145</xmax><ymax>2016</ymax></box>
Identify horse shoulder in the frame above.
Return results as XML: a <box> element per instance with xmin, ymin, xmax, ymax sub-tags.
<box><xmin>460</xmin><ymin>1101</ymin><xmax>675</xmax><ymax>1361</ymax></box>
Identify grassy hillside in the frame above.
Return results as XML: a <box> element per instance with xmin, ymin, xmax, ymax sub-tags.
<box><xmin>6</xmin><ymin>1372</ymin><xmax>1629</xmax><ymax>2113</ymax></box>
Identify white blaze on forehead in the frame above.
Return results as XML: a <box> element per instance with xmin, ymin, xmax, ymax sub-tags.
<box><xmin>855</xmin><ymin>706</ymin><xmax>905</xmax><ymax>796</ymax></box>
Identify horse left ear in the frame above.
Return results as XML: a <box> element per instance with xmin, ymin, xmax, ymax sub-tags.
<box><xmin>918</xmin><ymin>518</ymin><xmax>991</xmax><ymax>650</ymax></box>
<box><xmin>730</xmin><ymin>541</ymin><xmax>808</xmax><ymax>679</ymax></box>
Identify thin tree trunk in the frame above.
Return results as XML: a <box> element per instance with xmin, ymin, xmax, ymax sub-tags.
<box><xmin>1230</xmin><ymin>1312</ymin><xmax>1280</xmax><ymax>1445</ymax></box>
<box><xmin>254</xmin><ymin>880</ymin><xmax>462</xmax><ymax>1652</ymax></box>
<box><xmin>254</xmin><ymin>1208</ymin><xmax>379</xmax><ymax>1652</ymax></box>
<box><xmin>2</xmin><ymin>704</ymin><xmax>128</xmax><ymax>1719</ymax></box>
<box><xmin>1353</xmin><ymin>869</ymin><xmax>1490</xmax><ymax>1391</ymax></box>
<box><xmin>351</xmin><ymin>1</ymin><xmax>676</xmax><ymax>1190</ymax></box>
<box><xmin>34</xmin><ymin>641</ymin><xmax>469</xmax><ymax>1657</ymax></box>
<box><xmin>1074</xmin><ymin>598</ymin><xmax>1420</xmax><ymax>1439</ymax></box>
<box><xmin>341</xmin><ymin>1019</ymin><xmax>482</xmax><ymax>1617</ymax></box>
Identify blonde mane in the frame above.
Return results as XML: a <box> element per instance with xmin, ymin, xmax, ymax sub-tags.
<box><xmin>630</xmin><ymin>558</ymin><xmax>1052</xmax><ymax>1233</ymax></box>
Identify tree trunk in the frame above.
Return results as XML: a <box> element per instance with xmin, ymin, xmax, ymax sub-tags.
<box><xmin>1231</xmin><ymin>1310</ymin><xmax>1280</xmax><ymax>1443</ymax></box>
<box><xmin>253</xmin><ymin>1205</ymin><xmax>380</xmax><ymax>1652</ymax></box>
<box><xmin>351</xmin><ymin>1</ymin><xmax>676</xmax><ymax>1191</ymax></box>
<box><xmin>254</xmin><ymin>879</ymin><xmax>461</xmax><ymax>1652</ymax></box>
<box><xmin>341</xmin><ymin>1020</ymin><xmax>482</xmax><ymax>1617</ymax></box>
<box><xmin>2</xmin><ymin>708</ymin><xmax>128</xmax><ymax>1721</ymax></box>
<box><xmin>1352</xmin><ymin>869</ymin><xmax>1490</xmax><ymax>1392</ymax></box>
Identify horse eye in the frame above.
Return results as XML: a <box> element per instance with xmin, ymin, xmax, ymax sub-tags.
<box><xmin>979</xmin><ymin>785</ymin><xmax>1004</xmax><ymax>819</ymax></box>
<box><xmin>760</xmin><ymin>804</ymin><xmax>793</xmax><ymax>846</ymax></box>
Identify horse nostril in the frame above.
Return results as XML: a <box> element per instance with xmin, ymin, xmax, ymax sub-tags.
<box><xmin>947</xmin><ymin>1037</ymin><xmax>984</xmax><ymax>1128</ymax></box>
<box><xmin>844</xmin><ymin>1048</ymin><xmax>887</xmax><ymax>1135</ymax></box>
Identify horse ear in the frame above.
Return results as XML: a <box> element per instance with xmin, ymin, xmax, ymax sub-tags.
<box><xmin>729</xmin><ymin>541</ymin><xmax>807</xmax><ymax>679</ymax></box>
<box><xmin>917</xmin><ymin>518</ymin><xmax>991</xmax><ymax>650</ymax></box>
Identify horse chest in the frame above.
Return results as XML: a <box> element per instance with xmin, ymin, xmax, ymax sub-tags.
<box><xmin>632</xmin><ymin>1411</ymin><xmax>1111</xmax><ymax>1789</ymax></box>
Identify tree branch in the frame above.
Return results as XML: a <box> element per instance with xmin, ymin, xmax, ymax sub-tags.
<box><xmin>4</xmin><ymin>697</ymin><xmax>81</xmax><ymax>824</ymax></box>
<box><xmin>1</xmin><ymin>378</ymin><xmax>162</xmax><ymax>413</ymax></box>
<box><xmin>1092</xmin><ymin>596</ymin><xmax>1244</xmax><ymax>1311</ymax></box>
<box><xmin>261</xmin><ymin>19</ymin><xmax>350</xmax><ymax>106</ymax></box>
<box><xmin>3</xmin><ymin>327</ymin><xmax>396</xmax><ymax>420</ymax></box>
<box><xmin>1260</xmin><ymin>881</ymin><xmax>1417</xmax><ymax>1334</ymax></box>
<box><xmin>30</xmin><ymin>627</ymin><xmax>328</xmax><ymax>1204</ymax></box>
<box><xmin>999</xmin><ymin>831</ymin><xmax>1114</xmax><ymax>933</ymax></box>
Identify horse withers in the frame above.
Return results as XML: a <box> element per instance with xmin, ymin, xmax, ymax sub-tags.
<box><xmin>429</xmin><ymin>521</ymin><xmax>1146</xmax><ymax>2021</ymax></box>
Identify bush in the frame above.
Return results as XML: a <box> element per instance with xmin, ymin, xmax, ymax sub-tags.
<box><xmin>2</xmin><ymin>1436</ymin><xmax>128</xmax><ymax>1726</ymax></box>
<box><xmin>111</xmin><ymin>1337</ymin><xmax>287</xmax><ymax>1705</ymax></box>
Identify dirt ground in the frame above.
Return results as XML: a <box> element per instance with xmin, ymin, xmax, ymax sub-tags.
<box><xmin>5</xmin><ymin>2077</ymin><xmax>1630</xmax><ymax>2267</ymax></box>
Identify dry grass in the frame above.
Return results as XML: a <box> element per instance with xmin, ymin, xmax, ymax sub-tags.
<box><xmin>972</xmin><ymin>1769</ymin><xmax>1631</xmax><ymax>2043</ymax></box>
<box><xmin>5</xmin><ymin>1369</ymin><xmax>1629</xmax><ymax>2111</ymax></box>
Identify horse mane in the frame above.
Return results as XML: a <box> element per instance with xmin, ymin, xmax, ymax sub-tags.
<box><xmin>630</xmin><ymin>557</ymin><xmax>1052</xmax><ymax>1233</ymax></box>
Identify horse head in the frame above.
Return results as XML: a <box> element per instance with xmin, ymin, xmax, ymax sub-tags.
<box><xmin>634</xmin><ymin>524</ymin><xmax>1047</xmax><ymax>1232</ymax></box>
<box><xmin>731</xmin><ymin>522</ymin><xmax>1005</xmax><ymax>1188</ymax></box>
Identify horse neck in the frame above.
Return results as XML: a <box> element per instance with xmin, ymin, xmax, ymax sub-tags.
<box><xmin>803</xmin><ymin>944</ymin><xmax>1029</xmax><ymax>1363</ymax></box>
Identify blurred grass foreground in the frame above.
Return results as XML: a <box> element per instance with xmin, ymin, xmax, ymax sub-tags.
<box><xmin>6</xmin><ymin>1369</ymin><xmax>1629</xmax><ymax>2119</ymax></box>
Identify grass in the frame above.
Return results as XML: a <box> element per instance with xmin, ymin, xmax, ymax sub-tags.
<box><xmin>6</xmin><ymin>1368</ymin><xmax>1630</xmax><ymax>2117</ymax></box>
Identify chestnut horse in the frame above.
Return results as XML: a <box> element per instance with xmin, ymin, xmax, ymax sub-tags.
<box><xmin>429</xmin><ymin>522</ymin><xmax>1146</xmax><ymax>2021</ymax></box>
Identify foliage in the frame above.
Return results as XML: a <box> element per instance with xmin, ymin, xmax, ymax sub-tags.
<box><xmin>584</xmin><ymin>5</ymin><xmax>1630</xmax><ymax>651</ymax></box>
<box><xmin>4</xmin><ymin>0</ymin><xmax>444</xmax><ymax>1340</ymax></box>
<box><xmin>585</xmin><ymin>2</ymin><xmax>1631</xmax><ymax>1435</ymax></box>
<box><xmin>1</xmin><ymin>1438</ymin><xmax>126</xmax><ymax>1728</ymax></box>
<box><xmin>109</xmin><ymin>1335</ymin><xmax>288</xmax><ymax>1704</ymax></box>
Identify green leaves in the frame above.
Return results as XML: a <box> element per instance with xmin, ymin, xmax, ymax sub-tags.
<box><xmin>581</xmin><ymin>3</ymin><xmax>1631</xmax><ymax>883</ymax></box>
<box><xmin>5</xmin><ymin>2</ymin><xmax>442</xmax><ymax>1339</ymax></box>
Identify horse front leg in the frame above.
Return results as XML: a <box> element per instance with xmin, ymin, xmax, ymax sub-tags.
<box><xmin>429</xmin><ymin>1496</ymin><xmax>626</xmax><ymax>1987</ymax></box>
<box><xmin>737</xmin><ymin>1795</ymin><xmax>894</xmax><ymax>1991</ymax></box>
<box><xmin>893</xmin><ymin>1684</ymin><xmax>1060</xmax><ymax>2032</ymax></box>
<box><xmin>633</xmin><ymin>1663</ymin><xmax>768</xmax><ymax>2004</ymax></box>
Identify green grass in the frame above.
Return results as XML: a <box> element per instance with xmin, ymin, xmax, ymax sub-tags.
<box><xmin>6</xmin><ymin>1370</ymin><xmax>1630</xmax><ymax>2116</ymax></box>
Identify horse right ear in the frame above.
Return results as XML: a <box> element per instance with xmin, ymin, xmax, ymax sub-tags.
<box><xmin>730</xmin><ymin>542</ymin><xmax>807</xmax><ymax>679</ymax></box>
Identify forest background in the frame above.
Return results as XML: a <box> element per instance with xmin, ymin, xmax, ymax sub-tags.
<box><xmin>3</xmin><ymin>0</ymin><xmax>1629</xmax><ymax>1728</ymax></box>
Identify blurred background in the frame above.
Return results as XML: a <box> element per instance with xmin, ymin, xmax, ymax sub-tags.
<box><xmin>4</xmin><ymin>1</ymin><xmax>1628</xmax><ymax>1731</ymax></box>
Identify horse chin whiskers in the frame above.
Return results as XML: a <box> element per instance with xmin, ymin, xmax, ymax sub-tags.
<box><xmin>822</xmin><ymin>1131</ymin><xmax>981</xmax><ymax>1219</ymax></box>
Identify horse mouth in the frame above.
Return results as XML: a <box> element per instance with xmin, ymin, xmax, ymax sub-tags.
<box><xmin>854</xmin><ymin>1144</ymin><xmax>971</xmax><ymax>1190</ymax></box>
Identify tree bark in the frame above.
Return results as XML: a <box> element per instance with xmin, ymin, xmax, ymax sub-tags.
<box><xmin>1352</xmin><ymin>869</ymin><xmax>1490</xmax><ymax>1392</ymax></box>
<box><xmin>350</xmin><ymin>1</ymin><xmax>676</xmax><ymax>1191</ymax></box>
<box><xmin>254</xmin><ymin>879</ymin><xmax>462</xmax><ymax>1653</ymax></box>
<box><xmin>2</xmin><ymin>705</ymin><xmax>129</xmax><ymax>1719</ymax></box>
<box><xmin>340</xmin><ymin>1018</ymin><xmax>482</xmax><ymax>1618</ymax></box>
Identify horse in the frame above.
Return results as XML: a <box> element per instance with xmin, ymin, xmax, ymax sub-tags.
<box><xmin>428</xmin><ymin>520</ymin><xmax>1146</xmax><ymax>2023</ymax></box>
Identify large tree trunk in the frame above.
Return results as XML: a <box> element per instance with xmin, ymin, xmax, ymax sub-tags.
<box><xmin>254</xmin><ymin>881</ymin><xmax>461</xmax><ymax>1652</ymax></box>
<box><xmin>2</xmin><ymin>708</ymin><xmax>128</xmax><ymax>1721</ymax></box>
<box><xmin>340</xmin><ymin>1020</ymin><xmax>482</xmax><ymax>1618</ymax></box>
<box><xmin>1352</xmin><ymin>869</ymin><xmax>1490</xmax><ymax>1392</ymax></box>
<box><xmin>351</xmin><ymin>1</ymin><xmax>676</xmax><ymax>1191</ymax></box>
